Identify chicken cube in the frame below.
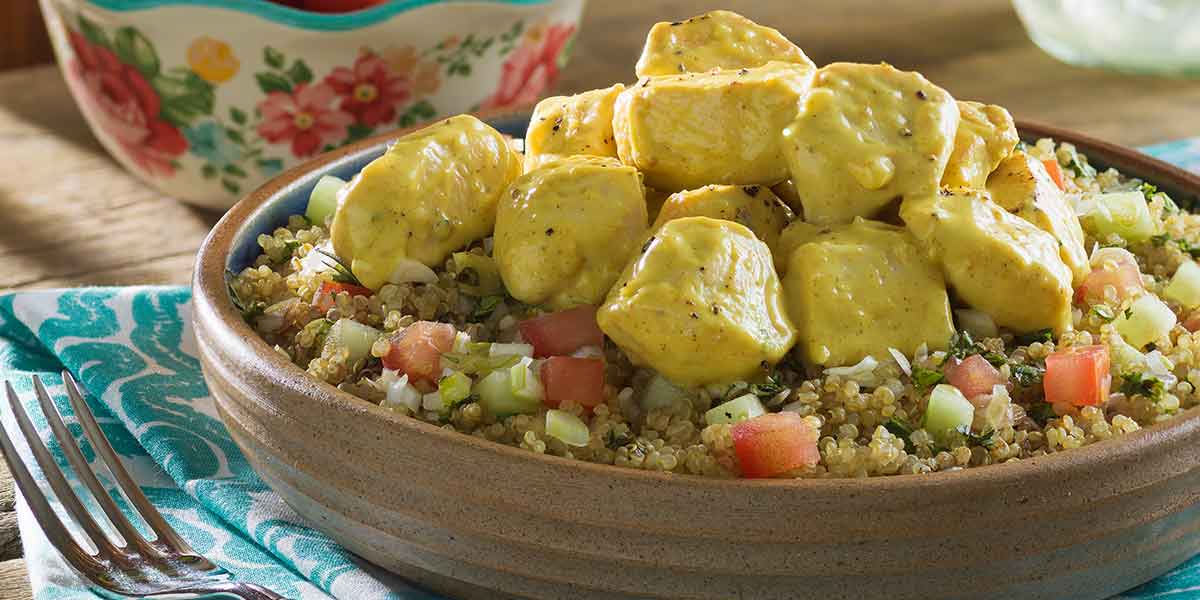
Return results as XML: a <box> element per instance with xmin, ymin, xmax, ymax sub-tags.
<box><xmin>941</xmin><ymin>100</ymin><xmax>1019</xmax><ymax>189</ymax></box>
<box><xmin>782</xmin><ymin>219</ymin><xmax>954</xmax><ymax>366</ymax></box>
<box><xmin>331</xmin><ymin>115</ymin><xmax>521</xmax><ymax>290</ymax></box>
<box><xmin>901</xmin><ymin>189</ymin><xmax>1074</xmax><ymax>334</ymax></box>
<box><xmin>652</xmin><ymin>184</ymin><xmax>793</xmax><ymax>264</ymax></box>
<box><xmin>635</xmin><ymin>10</ymin><xmax>814</xmax><ymax>77</ymax></box>
<box><xmin>781</xmin><ymin>62</ymin><xmax>960</xmax><ymax>224</ymax></box>
<box><xmin>524</xmin><ymin>84</ymin><xmax>624</xmax><ymax>168</ymax></box>
<box><xmin>987</xmin><ymin>151</ymin><xmax>1091</xmax><ymax>284</ymax></box>
<box><xmin>613</xmin><ymin>61</ymin><xmax>815</xmax><ymax>192</ymax></box>
<box><xmin>598</xmin><ymin>217</ymin><xmax>797</xmax><ymax>386</ymax></box>
<box><xmin>494</xmin><ymin>155</ymin><xmax>648</xmax><ymax>309</ymax></box>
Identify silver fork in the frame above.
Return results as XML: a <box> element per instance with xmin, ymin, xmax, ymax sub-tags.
<box><xmin>0</xmin><ymin>372</ymin><xmax>287</xmax><ymax>599</ymax></box>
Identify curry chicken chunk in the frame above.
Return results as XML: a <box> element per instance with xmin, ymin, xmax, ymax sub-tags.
<box><xmin>524</xmin><ymin>84</ymin><xmax>624</xmax><ymax>169</ymax></box>
<box><xmin>598</xmin><ymin>217</ymin><xmax>796</xmax><ymax>386</ymax></box>
<box><xmin>782</xmin><ymin>219</ymin><xmax>954</xmax><ymax>367</ymax></box>
<box><xmin>331</xmin><ymin>115</ymin><xmax>521</xmax><ymax>290</ymax></box>
<box><xmin>652</xmin><ymin>184</ymin><xmax>792</xmax><ymax>262</ymax></box>
<box><xmin>781</xmin><ymin>62</ymin><xmax>959</xmax><ymax>224</ymax></box>
<box><xmin>987</xmin><ymin>151</ymin><xmax>1091</xmax><ymax>284</ymax></box>
<box><xmin>613</xmin><ymin>61</ymin><xmax>815</xmax><ymax>192</ymax></box>
<box><xmin>494</xmin><ymin>155</ymin><xmax>647</xmax><ymax>310</ymax></box>
<box><xmin>635</xmin><ymin>10</ymin><xmax>815</xmax><ymax>77</ymax></box>
<box><xmin>941</xmin><ymin>101</ymin><xmax>1019</xmax><ymax>189</ymax></box>
<box><xmin>901</xmin><ymin>189</ymin><xmax>1074</xmax><ymax>334</ymax></box>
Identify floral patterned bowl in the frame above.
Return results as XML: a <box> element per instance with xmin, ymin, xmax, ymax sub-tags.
<box><xmin>39</xmin><ymin>0</ymin><xmax>585</xmax><ymax>210</ymax></box>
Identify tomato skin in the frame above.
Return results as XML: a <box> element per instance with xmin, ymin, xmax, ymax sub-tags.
<box><xmin>944</xmin><ymin>354</ymin><xmax>1004</xmax><ymax>400</ymax></box>
<box><xmin>540</xmin><ymin>357</ymin><xmax>606</xmax><ymax>409</ymax></box>
<box><xmin>1044</xmin><ymin>345</ymin><xmax>1111</xmax><ymax>408</ymax></box>
<box><xmin>1074</xmin><ymin>247</ymin><xmax>1144</xmax><ymax>306</ymax></box>
<box><xmin>313</xmin><ymin>280</ymin><xmax>373</xmax><ymax>313</ymax></box>
<box><xmin>381</xmin><ymin>321</ymin><xmax>456</xmax><ymax>384</ymax></box>
<box><xmin>1042</xmin><ymin>158</ymin><xmax>1066</xmax><ymax>191</ymax></box>
<box><xmin>732</xmin><ymin>413</ymin><xmax>820</xmax><ymax>479</ymax></box>
<box><xmin>518</xmin><ymin>306</ymin><xmax>605</xmax><ymax>358</ymax></box>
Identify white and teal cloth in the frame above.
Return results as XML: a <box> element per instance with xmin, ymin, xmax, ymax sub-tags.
<box><xmin>2</xmin><ymin>139</ymin><xmax>1200</xmax><ymax>599</ymax></box>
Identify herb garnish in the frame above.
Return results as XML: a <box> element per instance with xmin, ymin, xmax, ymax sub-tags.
<box><xmin>1014</xmin><ymin>328</ymin><xmax>1054</xmax><ymax>346</ymax></box>
<box><xmin>911</xmin><ymin>366</ymin><xmax>945</xmax><ymax>390</ymax></box>
<box><xmin>959</xmin><ymin>425</ymin><xmax>997</xmax><ymax>449</ymax></box>
<box><xmin>1119</xmin><ymin>371</ymin><xmax>1165</xmax><ymax>400</ymax></box>
<box><xmin>1149</xmin><ymin>234</ymin><xmax>1200</xmax><ymax>258</ymax></box>
<box><xmin>884</xmin><ymin>417</ymin><xmax>916</xmax><ymax>452</ymax></box>
<box><xmin>749</xmin><ymin>374</ymin><xmax>786</xmax><ymax>400</ymax></box>
<box><xmin>225</xmin><ymin>270</ymin><xmax>265</xmax><ymax>321</ymax></box>
<box><xmin>1010</xmin><ymin>363</ymin><xmax>1045</xmax><ymax>387</ymax></box>
<box><xmin>1091</xmin><ymin>305</ymin><xmax>1117</xmax><ymax>322</ymax></box>
<box><xmin>1063</xmin><ymin>146</ymin><xmax>1097</xmax><ymax>179</ymax></box>
<box><xmin>314</xmin><ymin>248</ymin><xmax>364</xmax><ymax>286</ymax></box>
<box><xmin>1027</xmin><ymin>402</ymin><xmax>1058</xmax><ymax>425</ymax></box>
<box><xmin>471</xmin><ymin>295</ymin><xmax>503</xmax><ymax>321</ymax></box>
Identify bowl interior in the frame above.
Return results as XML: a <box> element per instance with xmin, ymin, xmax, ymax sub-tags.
<box><xmin>227</xmin><ymin>113</ymin><xmax>530</xmax><ymax>272</ymax></box>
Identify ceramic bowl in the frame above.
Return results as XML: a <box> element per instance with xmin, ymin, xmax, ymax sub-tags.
<box><xmin>39</xmin><ymin>0</ymin><xmax>585</xmax><ymax>210</ymax></box>
<box><xmin>192</xmin><ymin>115</ymin><xmax>1200</xmax><ymax>600</ymax></box>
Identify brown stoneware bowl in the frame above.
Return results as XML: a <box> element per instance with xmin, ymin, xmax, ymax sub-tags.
<box><xmin>193</xmin><ymin>115</ymin><xmax>1200</xmax><ymax>600</ymax></box>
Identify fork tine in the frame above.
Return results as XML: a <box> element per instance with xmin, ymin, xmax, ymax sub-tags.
<box><xmin>1</xmin><ymin>382</ymin><xmax>105</xmax><ymax>572</ymax></box>
<box><xmin>8</xmin><ymin>378</ymin><xmax>120</xmax><ymax>558</ymax></box>
<box><xmin>33</xmin><ymin>376</ymin><xmax>163</xmax><ymax>557</ymax></box>
<box><xmin>62</xmin><ymin>371</ymin><xmax>200</xmax><ymax>558</ymax></box>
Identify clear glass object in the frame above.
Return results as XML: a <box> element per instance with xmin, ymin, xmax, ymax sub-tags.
<box><xmin>1012</xmin><ymin>0</ymin><xmax>1200</xmax><ymax>76</ymax></box>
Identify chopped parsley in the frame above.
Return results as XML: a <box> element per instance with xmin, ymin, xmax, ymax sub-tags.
<box><xmin>911</xmin><ymin>366</ymin><xmax>945</xmax><ymax>390</ymax></box>
<box><xmin>1149</xmin><ymin>234</ymin><xmax>1200</xmax><ymax>258</ymax></box>
<box><xmin>470</xmin><ymin>295</ymin><xmax>504</xmax><ymax>321</ymax></box>
<box><xmin>959</xmin><ymin>425</ymin><xmax>997</xmax><ymax>449</ymax></box>
<box><xmin>884</xmin><ymin>417</ymin><xmax>916</xmax><ymax>453</ymax></box>
<box><xmin>1119</xmin><ymin>372</ymin><xmax>1165</xmax><ymax>400</ymax></box>
<box><xmin>947</xmin><ymin>330</ymin><xmax>983</xmax><ymax>360</ymax></box>
<box><xmin>1140</xmin><ymin>182</ymin><xmax>1159</xmax><ymax>202</ymax></box>
<box><xmin>604</xmin><ymin>429</ymin><xmax>632</xmax><ymax>450</ymax></box>
<box><xmin>1011</xmin><ymin>363</ymin><xmax>1045</xmax><ymax>387</ymax></box>
<box><xmin>314</xmin><ymin>248</ymin><xmax>364</xmax><ymax>286</ymax></box>
<box><xmin>749</xmin><ymin>374</ymin><xmax>786</xmax><ymax>401</ymax></box>
<box><xmin>1027</xmin><ymin>402</ymin><xmax>1058</xmax><ymax>425</ymax></box>
<box><xmin>225</xmin><ymin>270</ymin><xmax>265</xmax><ymax>322</ymax></box>
<box><xmin>1091</xmin><ymin>305</ymin><xmax>1117</xmax><ymax>322</ymax></box>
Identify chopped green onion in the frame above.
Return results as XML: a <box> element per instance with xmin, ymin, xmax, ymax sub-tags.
<box><xmin>490</xmin><ymin>343</ymin><xmax>534</xmax><ymax>358</ymax></box>
<box><xmin>509</xmin><ymin>357</ymin><xmax>545</xmax><ymax>403</ymax></box>
<box><xmin>923</xmin><ymin>384</ymin><xmax>975</xmax><ymax>445</ymax></box>
<box><xmin>306</xmin><ymin>175</ymin><xmax>345</xmax><ymax>226</ymax></box>
<box><xmin>1164</xmin><ymin>261</ymin><xmax>1200</xmax><ymax>309</ymax></box>
<box><xmin>438</xmin><ymin>371</ymin><xmax>472</xmax><ymax>410</ymax></box>
<box><xmin>440</xmin><ymin>350</ymin><xmax>521</xmax><ymax>375</ymax></box>
<box><xmin>705</xmin><ymin>393</ymin><xmax>766</xmax><ymax>425</ymax></box>
<box><xmin>545</xmin><ymin>409</ymin><xmax>590</xmax><ymax>447</ymax></box>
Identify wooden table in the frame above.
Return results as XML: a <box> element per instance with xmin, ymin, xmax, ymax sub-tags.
<box><xmin>4</xmin><ymin>1</ymin><xmax>1200</xmax><ymax>597</ymax></box>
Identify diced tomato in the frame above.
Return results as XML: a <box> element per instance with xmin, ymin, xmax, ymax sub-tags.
<box><xmin>1184</xmin><ymin>311</ymin><xmax>1200</xmax><ymax>332</ymax></box>
<box><xmin>1042</xmin><ymin>158</ymin><xmax>1066</xmax><ymax>191</ymax></box>
<box><xmin>540</xmin><ymin>357</ymin><xmax>605</xmax><ymax>409</ymax></box>
<box><xmin>731</xmin><ymin>413</ymin><xmax>820</xmax><ymax>479</ymax></box>
<box><xmin>313</xmin><ymin>280</ymin><xmax>373</xmax><ymax>313</ymax></box>
<box><xmin>1074</xmin><ymin>247</ymin><xmax>1144</xmax><ymax>305</ymax></box>
<box><xmin>381</xmin><ymin>321</ymin><xmax>456</xmax><ymax>384</ymax></box>
<box><xmin>1044</xmin><ymin>345</ymin><xmax>1111</xmax><ymax>408</ymax></box>
<box><xmin>518</xmin><ymin>306</ymin><xmax>605</xmax><ymax>358</ymax></box>
<box><xmin>944</xmin><ymin>354</ymin><xmax>1004</xmax><ymax>400</ymax></box>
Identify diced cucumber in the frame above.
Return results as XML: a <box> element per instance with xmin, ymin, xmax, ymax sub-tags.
<box><xmin>641</xmin><ymin>375</ymin><xmax>689</xmax><ymax>411</ymax></box>
<box><xmin>545</xmin><ymin>409</ymin><xmax>590</xmax><ymax>447</ymax></box>
<box><xmin>476</xmin><ymin>369</ymin><xmax>541</xmax><ymax>417</ymax></box>
<box><xmin>490</xmin><ymin>343</ymin><xmax>534</xmax><ymax>358</ymax></box>
<box><xmin>451</xmin><ymin>252</ymin><xmax>504</xmax><ymax>296</ymax></box>
<box><xmin>509</xmin><ymin>357</ymin><xmax>545</xmax><ymax>403</ymax></box>
<box><xmin>323</xmin><ymin>318</ymin><xmax>380</xmax><ymax>365</ymax></box>
<box><xmin>438</xmin><ymin>371</ymin><xmax>472</xmax><ymax>410</ymax></box>
<box><xmin>705</xmin><ymin>393</ymin><xmax>766</xmax><ymax>425</ymax></box>
<box><xmin>1079</xmin><ymin>191</ymin><xmax>1156</xmax><ymax>242</ymax></box>
<box><xmin>1116</xmin><ymin>294</ymin><xmax>1177</xmax><ymax>348</ymax></box>
<box><xmin>923</xmin><ymin>384</ymin><xmax>975</xmax><ymax>444</ymax></box>
<box><xmin>1164</xmin><ymin>261</ymin><xmax>1200</xmax><ymax>309</ymax></box>
<box><xmin>306</xmin><ymin>175</ymin><xmax>345</xmax><ymax>226</ymax></box>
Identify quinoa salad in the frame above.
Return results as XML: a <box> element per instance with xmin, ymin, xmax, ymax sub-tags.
<box><xmin>229</xmin><ymin>11</ymin><xmax>1200</xmax><ymax>479</ymax></box>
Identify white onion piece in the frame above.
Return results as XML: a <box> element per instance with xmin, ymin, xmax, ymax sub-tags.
<box><xmin>887</xmin><ymin>347</ymin><xmax>912</xmax><ymax>376</ymax></box>
<box><xmin>824</xmin><ymin>356</ymin><xmax>880</xmax><ymax>386</ymax></box>
<box><xmin>389</xmin><ymin>258</ymin><xmax>438</xmax><ymax>284</ymax></box>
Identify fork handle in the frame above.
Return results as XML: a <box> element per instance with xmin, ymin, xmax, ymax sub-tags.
<box><xmin>145</xmin><ymin>580</ymin><xmax>290</xmax><ymax>600</ymax></box>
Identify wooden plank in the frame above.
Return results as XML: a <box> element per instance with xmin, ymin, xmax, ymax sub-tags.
<box><xmin>0</xmin><ymin>560</ymin><xmax>32</xmax><ymax>600</ymax></box>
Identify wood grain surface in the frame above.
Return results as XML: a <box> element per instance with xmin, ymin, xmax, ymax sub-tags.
<box><xmin>3</xmin><ymin>1</ymin><xmax>1200</xmax><ymax>597</ymax></box>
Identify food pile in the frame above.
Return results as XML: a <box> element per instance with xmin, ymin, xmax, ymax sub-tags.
<box><xmin>230</xmin><ymin>11</ymin><xmax>1200</xmax><ymax>478</ymax></box>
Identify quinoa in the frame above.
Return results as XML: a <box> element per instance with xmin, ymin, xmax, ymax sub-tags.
<box><xmin>230</xmin><ymin>139</ymin><xmax>1200</xmax><ymax>479</ymax></box>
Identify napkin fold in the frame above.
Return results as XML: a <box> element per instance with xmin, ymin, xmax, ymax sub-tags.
<box><xmin>3</xmin><ymin>138</ymin><xmax>1200</xmax><ymax>599</ymax></box>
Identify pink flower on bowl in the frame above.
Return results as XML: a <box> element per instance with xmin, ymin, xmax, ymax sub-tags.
<box><xmin>480</xmin><ymin>22</ymin><xmax>577</xmax><ymax>110</ymax></box>
<box><xmin>325</xmin><ymin>51</ymin><xmax>412</xmax><ymax>127</ymax></box>
<box><xmin>256</xmin><ymin>83</ymin><xmax>354</xmax><ymax>158</ymax></box>
<box><xmin>66</xmin><ymin>30</ymin><xmax>188</xmax><ymax>178</ymax></box>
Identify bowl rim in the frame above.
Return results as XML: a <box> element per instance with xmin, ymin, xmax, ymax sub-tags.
<box><xmin>193</xmin><ymin>111</ymin><xmax>1200</xmax><ymax>491</ymax></box>
<box><xmin>80</xmin><ymin>0</ymin><xmax>558</xmax><ymax>31</ymax></box>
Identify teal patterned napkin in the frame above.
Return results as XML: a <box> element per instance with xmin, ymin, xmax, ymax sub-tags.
<box><xmin>3</xmin><ymin>139</ymin><xmax>1200</xmax><ymax>599</ymax></box>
